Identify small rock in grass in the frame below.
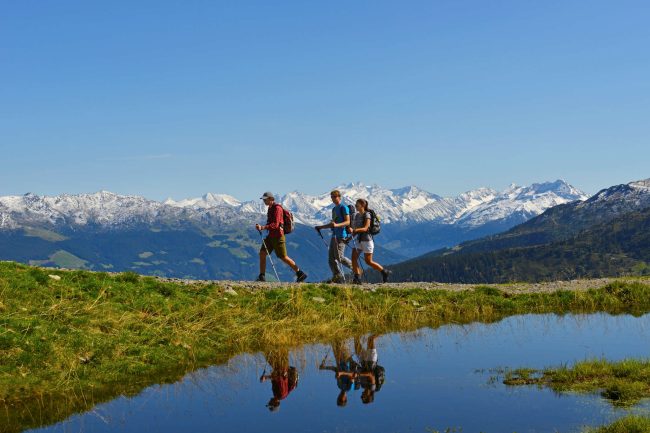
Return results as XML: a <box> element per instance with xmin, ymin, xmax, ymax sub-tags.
<box><xmin>48</xmin><ymin>274</ymin><xmax>61</xmax><ymax>281</ymax></box>
<box><xmin>224</xmin><ymin>288</ymin><xmax>238</xmax><ymax>296</ymax></box>
<box><xmin>411</xmin><ymin>300</ymin><xmax>420</xmax><ymax>307</ymax></box>
<box><xmin>312</xmin><ymin>296</ymin><xmax>326</xmax><ymax>303</ymax></box>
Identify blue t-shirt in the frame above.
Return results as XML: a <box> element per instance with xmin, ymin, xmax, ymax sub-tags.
<box><xmin>332</xmin><ymin>204</ymin><xmax>350</xmax><ymax>239</ymax></box>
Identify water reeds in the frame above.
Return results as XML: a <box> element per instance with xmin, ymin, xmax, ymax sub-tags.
<box><xmin>583</xmin><ymin>415</ymin><xmax>650</xmax><ymax>432</ymax></box>
<box><xmin>505</xmin><ymin>358</ymin><xmax>650</xmax><ymax>407</ymax></box>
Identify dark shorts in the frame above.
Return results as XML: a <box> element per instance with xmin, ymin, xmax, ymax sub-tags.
<box><xmin>260</xmin><ymin>236</ymin><xmax>287</xmax><ymax>258</ymax></box>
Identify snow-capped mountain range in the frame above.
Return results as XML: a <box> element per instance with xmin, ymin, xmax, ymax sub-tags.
<box><xmin>166</xmin><ymin>179</ymin><xmax>588</xmax><ymax>227</ymax></box>
<box><xmin>0</xmin><ymin>180</ymin><xmax>588</xmax><ymax>230</ymax></box>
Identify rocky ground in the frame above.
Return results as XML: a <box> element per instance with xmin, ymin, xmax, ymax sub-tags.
<box><xmin>10</xmin><ymin>258</ymin><xmax>649</xmax><ymax>294</ymax></box>
<box><xmin>154</xmin><ymin>275</ymin><xmax>650</xmax><ymax>294</ymax></box>
<box><xmin>17</xmin><ymin>261</ymin><xmax>649</xmax><ymax>294</ymax></box>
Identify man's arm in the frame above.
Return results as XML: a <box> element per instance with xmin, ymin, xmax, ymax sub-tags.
<box><xmin>358</xmin><ymin>371</ymin><xmax>376</xmax><ymax>384</ymax></box>
<box><xmin>331</xmin><ymin>206</ymin><xmax>350</xmax><ymax>228</ymax></box>
<box><xmin>319</xmin><ymin>364</ymin><xmax>337</xmax><ymax>372</ymax></box>
<box><xmin>331</xmin><ymin>214</ymin><xmax>350</xmax><ymax>228</ymax></box>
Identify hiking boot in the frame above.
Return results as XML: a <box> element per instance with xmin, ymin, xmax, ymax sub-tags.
<box><xmin>256</xmin><ymin>273</ymin><xmax>266</xmax><ymax>282</ymax></box>
<box><xmin>352</xmin><ymin>275</ymin><xmax>362</xmax><ymax>285</ymax></box>
<box><xmin>296</xmin><ymin>270</ymin><xmax>308</xmax><ymax>283</ymax></box>
<box><xmin>381</xmin><ymin>269</ymin><xmax>391</xmax><ymax>283</ymax></box>
<box><xmin>331</xmin><ymin>274</ymin><xmax>345</xmax><ymax>284</ymax></box>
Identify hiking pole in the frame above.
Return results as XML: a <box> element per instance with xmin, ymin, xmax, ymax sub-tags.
<box><xmin>317</xmin><ymin>229</ymin><xmax>346</xmax><ymax>283</ymax></box>
<box><xmin>258</xmin><ymin>229</ymin><xmax>280</xmax><ymax>283</ymax></box>
<box><xmin>320</xmin><ymin>349</ymin><xmax>331</xmax><ymax>367</ymax></box>
<box><xmin>316</xmin><ymin>228</ymin><xmax>330</xmax><ymax>249</ymax></box>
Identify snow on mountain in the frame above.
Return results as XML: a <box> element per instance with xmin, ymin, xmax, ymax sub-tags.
<box><xmin>630</xmin><ymin>178</ymin><xmax>650</xmax><ymax>192</ymax></box>
<box><xmin>0</xmin><ymin>191</ymin><xmax>245</xmax><ymax>230</ymax></box>
<box><xmin>290</xmin><ymin>183</ymin><xmax>455</xmax><ymax>225</ymax></box>
<box><xmin>576</xmin><ymin>178</ymin><xmax>650</xmax><ymax>217</ymax></box>
<box><xmin>164</xmin><ymin>193</ymin><xmax>241</xmax><ymax>209</ymax></box>
<box><xmin>0</xmin><ymin>180</ymin><xmax>591</xmax><ymax>230</ymax></box>
<box><xmin>0</xmin><ymin>191</ymin><xmax>163</xmax><ymax>229</ymax></box>
<box><xmin>456</xmin><ymin>180</ymin><xmax>589</xmax><ymax>227</ymax></box>
<box><xmin>291</xmin><ymin>180</ymin><xmax>586</xmax><ymax>227</ymax></box>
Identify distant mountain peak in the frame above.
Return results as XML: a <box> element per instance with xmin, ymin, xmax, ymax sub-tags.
<box><xmin>390</xmin><ymin>185</ymin><xmax>428</xmax><ymax>197</ymax></box>
<box><xmin>630</xmin><ymin>178</ymin><xmax>650</xmax><ymax>190</ymax></box>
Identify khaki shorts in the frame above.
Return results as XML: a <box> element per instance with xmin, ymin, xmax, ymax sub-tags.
<box><xmin>260</xmin><ymin>236</ymin><xmax>287</xmax><ymax>258</ymax></box>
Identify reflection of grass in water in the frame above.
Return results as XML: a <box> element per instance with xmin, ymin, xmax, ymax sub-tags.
<box><xmin>504</xmin><ymin>358</ymin><xmax>650</xmax><ymax>407</ymax></box>
<box><xmin>3</xmin><ymin>261</ymin><xmax>650</xmax><ymax>432</ymax></box>
<box><xmin>584</xmin><ymin>415</ymin><xmax>650</xmax><ymax>432</ymax></box>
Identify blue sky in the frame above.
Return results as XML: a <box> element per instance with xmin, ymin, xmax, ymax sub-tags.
<box><xmin>2</xmin><ymin>1</ymin><xmax>649</xmax><ymax>201</ymax></box>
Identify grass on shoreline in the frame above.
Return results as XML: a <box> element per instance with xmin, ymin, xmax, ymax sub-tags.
<box><xmin>2</xmin><ymin>261</ymin><xmax>650</xmax><ymax>432</ymax></box>
<box><xmin>504</xmin><ymin>358</ymin><xmax>650</xmax><ymax>406</ymax></box>
<box><xmin>584</xmin><ymin>415</ymin><xmax>650</xmax><ymax>433</ymax></box>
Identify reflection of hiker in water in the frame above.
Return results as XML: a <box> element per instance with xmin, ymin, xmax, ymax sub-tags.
<box><xmin>259</xmin><ymin>348</ymin><xmax>299</xmax><ymax>411</ymax></box>
<box><xmin>354</xmin><ymin>334</ymin><xmax>385</xmax><ymax>404</ymax></box>
<box><xmin>319</xmin><ymin>339</ymin><xmax>359</xmax><ymax>407</ymax></box>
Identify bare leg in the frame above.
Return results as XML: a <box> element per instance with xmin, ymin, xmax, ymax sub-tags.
<box><xmin>351</xmin><ymin>248</ymin><xmax>361</xmax><ymax>276</ymax></box>
<box><xmin>280</xmin><ymin>255</ymin><xmax>299</xmax><ymax>272</ymax></box>
<box><xmin>363</xmin><ymin>253</ymin><xmax>384</xmax><ymax>272</ymax></box>
<box><xmin>259</xmin><ymin>250</ymin><xmax>267</xmax><ymax>275</ymax></box>
<box><xmin>367</xmin><ymin>334</ymin><xmax>377</xmax><ymax>350</ymax></box>
<box><xmin>354</xmin><ymin>336</ymin><xmax>363</xmax><ymax>358</ymax></box>
<box><xmin>333</xmin><ymin>340</ymin><xmax>351</xmax><ymax>364</ymax></box>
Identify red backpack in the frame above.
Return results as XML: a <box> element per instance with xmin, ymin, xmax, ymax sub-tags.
<box><xmin>273</xmin><ymin>204</ymin><xmax>294</xmax><ymax>234</ymax></box>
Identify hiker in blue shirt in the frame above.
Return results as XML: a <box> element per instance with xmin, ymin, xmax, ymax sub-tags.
<box><xmin>315</xmin><ymin>190</ymin><xmax>353</xmax><ymax>283</ymax></box>
<box><xmin>319</xmin><ymin>339</ymin><xmax>358</xmax><ymax>407</ymax></box>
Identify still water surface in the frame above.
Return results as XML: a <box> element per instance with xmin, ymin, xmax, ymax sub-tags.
<box><xmin>29</xmin><ymin>313</ymin><xmax>650</xmax><ymax>433</ymax></box>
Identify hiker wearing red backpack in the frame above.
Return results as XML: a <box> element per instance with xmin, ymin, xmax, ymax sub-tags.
<box><xmin>255</xmin><ymin>192</ymin><xmax>308</xmax><ymax>282</ymax></box>
<box><xmin>260</xmin><ymin>348</ymin><xmax>299</xmax><ymax>412</ymax></box>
